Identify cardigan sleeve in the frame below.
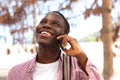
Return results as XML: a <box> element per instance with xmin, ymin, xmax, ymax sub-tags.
<box><xmin>71</xmin><ymin>57</ymin><xmax>104</xmax><ymax>80</ymax></box>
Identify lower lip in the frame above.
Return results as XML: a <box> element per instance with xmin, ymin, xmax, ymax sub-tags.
<box><xmin>40</xmin><ymin>33</ymin><xmax>52</xmax><ymax>38</ymax></box>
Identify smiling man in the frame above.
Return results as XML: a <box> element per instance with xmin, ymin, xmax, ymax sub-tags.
<box><xmin>8</xmin><ymin>11</ymin><xmax>103</xmax><ymax>80</ymax></box>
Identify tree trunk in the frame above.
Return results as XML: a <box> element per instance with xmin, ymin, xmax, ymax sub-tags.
<box><xmin>101</xmin><ymin>0</ymin><xmax>114</xmax><ymax>80</ymax></box>
<box><xmin>32</xmin><ymin>1</ymin><xmax>37</xmax><ymax>44</ymax></box>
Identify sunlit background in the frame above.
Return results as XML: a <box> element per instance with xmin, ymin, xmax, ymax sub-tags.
<box><xmin>0</xmin><ymin>0</ymin><xmax>120</xmax><ymax>80</ymax></box>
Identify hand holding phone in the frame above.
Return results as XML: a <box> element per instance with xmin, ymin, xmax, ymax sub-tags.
<box><xmin>57</xmin><ymin>34</ymin><xmax>83</xmax><ymax>57</ymax></box>
<box><xmin>57</xmin><ymin>34</ymin><xmax>88</xmax><ymax>75</ymax></box>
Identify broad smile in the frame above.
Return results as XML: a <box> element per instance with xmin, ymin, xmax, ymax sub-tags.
<box><xmin>40</xmin><ymin>31</ymin><xmax>52</xmax><ymax>37</ymax></box>
<box><xmin>38</xmin><ymin>30</ymin><xmax>54</xmax><ymax>38</ymax></box>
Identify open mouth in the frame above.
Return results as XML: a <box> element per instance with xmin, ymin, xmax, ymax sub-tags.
<box><xmin>41</xmin><ymin>31</ymin><xmax>51</xmax><ymax>36</ymax></box>
<box><xmin>39</xmin><ymin>31</ymin><xmax>52</xmax><ymax>37</ymax></box>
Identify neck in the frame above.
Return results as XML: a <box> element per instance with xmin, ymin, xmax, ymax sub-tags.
<box><xmin>36</xmin><ymin>45</ymin><xmax>61</xmax><ymax>63</ymax></box>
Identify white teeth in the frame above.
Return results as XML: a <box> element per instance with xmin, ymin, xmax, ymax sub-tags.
<box><xmin>41</xmin><ymin>31</ymin><xmax>51</xmax><ymax>36</ymax></box>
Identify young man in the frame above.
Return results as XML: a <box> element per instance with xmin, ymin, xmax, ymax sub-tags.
<box><xmin>8</xmin><ymin>11</ymin><xmax>103</xmax><ymax>80</ymax></box>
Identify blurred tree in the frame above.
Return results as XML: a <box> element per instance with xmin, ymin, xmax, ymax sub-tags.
<box><xmin>101</xmin><ymin>0</ymin><xmax>113</xmax><ymax>80</ymax></box>
<box><xmin>0</xmin><ymin>0</ymin><xmax>79</xmax><ymax>44</ymax></box>
<box><xmin>0</xmin><ymin>0</ymin><xmax>37</xmax><ymax>44</ymax></box>
<box><xmin>83</xmin><ymin>0</ymin><xmax>119</xmax><ymax>79</ymax></box>
<box><xmin>113</xmin><ymin>18</ymin><xmax>120</xmax><ymax>42</ymax></box>
<box><xmin>0</xmin><ymin>0</ymin><xmax>120</xmax><ymax>79</ymax></box>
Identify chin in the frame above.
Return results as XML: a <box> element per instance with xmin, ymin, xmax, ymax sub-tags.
<box><xmin>38</xmin><ymin>41</ymin><xmax>51</xmax><ymax>47</ymax></box>
<box><xmin>38</xmin><ymin>41</ymin><xmax>59</xmax><ymax>48</ymax></box>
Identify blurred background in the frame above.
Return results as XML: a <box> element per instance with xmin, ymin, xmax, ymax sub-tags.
<box><xmin>0</xmin><ymin>0</ymin><xmax>120</xmax><ymax>80</ymax></box>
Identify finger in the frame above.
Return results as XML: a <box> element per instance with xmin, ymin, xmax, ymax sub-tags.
<box><xmin>57</xmin><ymin>35</ymin><xmax>68</xmax><ymax>48</ymax></box>
<box><xmin>65</xmin><ymin>36</ymin><xmax>78</xmax><ymax>48</ymax></box>
<box><xmin>57</xmin><ymin>34</ymin><xmax>67</xmax><ymax>40</ymax></box>
<box><xmin>57</xmin><ymin>35</ymin><xmax>78</xmax><ymax>49</ymax></box>
<box><xmin>62</xmin><ymin>37</ymin><xmax>68</xmax><ymax>48</ymax></box>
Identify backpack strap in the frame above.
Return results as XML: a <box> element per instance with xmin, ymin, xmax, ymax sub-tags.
<box><xmin>62</xmin><ymin>54</ymin><xmax>71</xmax><ymax>80</ymax></box>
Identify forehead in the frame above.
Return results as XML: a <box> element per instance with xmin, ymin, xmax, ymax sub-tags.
<box><xmin>44</xmin><ymin>12</ymin><xmax>65</xmax><ymax>22</ymax></box>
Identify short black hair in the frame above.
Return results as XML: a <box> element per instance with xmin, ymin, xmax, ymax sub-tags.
<box><xmin>52</xmin><ymin>11</ymin><xmax>70</xmax><ymax>34</ymax></box>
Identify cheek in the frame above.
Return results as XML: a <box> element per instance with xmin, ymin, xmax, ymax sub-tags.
<box><xmin>57</xmin><ymin>28</ymin><xmax>65</xmax><ymax>35</ymax></box>
<box><xmin>36</xmin><ymin>33</ymin><xmax>39</xmax><ymax>42</ymax></box>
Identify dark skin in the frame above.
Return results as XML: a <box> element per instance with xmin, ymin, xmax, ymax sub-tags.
<box><xmin>36</xmin><ymin>12</ymin><xmax>88</xmax><ymax>75</ymax></box>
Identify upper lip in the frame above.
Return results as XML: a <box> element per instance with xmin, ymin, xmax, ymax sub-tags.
<box><xmin>38</xmin><ymin>29</ymin><xmax>54</xmax><ymax>35</ymax></box>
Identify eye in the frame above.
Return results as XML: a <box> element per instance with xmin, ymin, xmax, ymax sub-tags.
<box><xmin>40</xmin><ymin>19</ymin><xmax>46</xmax><ymax>24</ymax></box>
<box><xmin>52</xmin><ymin>22</ymin><xmax>60</xmax><ymax>28</ymax></box>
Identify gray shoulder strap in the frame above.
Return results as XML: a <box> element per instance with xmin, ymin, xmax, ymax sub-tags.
<box><xmin>62</xmin><ymin>54</ymin><xmax>71</xmax><ymax>80</ymax></box>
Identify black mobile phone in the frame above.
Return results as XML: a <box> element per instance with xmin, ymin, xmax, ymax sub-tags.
<box><xmin>59</xmin><ymin>39</ymin><xmax>63</xmax><ymax>46</ymax></box>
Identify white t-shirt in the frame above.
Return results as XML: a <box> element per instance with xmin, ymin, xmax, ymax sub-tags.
<box><xmin>33</xmin><ymin>60</ymin><xmax>59</xmax><ymax>80</ymax></box>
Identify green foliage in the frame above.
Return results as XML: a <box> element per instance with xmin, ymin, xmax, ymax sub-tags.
<box><xmin>85</xmin><ymin>36</ymin><xmax>97</xmax><ymax>42</ymax></box>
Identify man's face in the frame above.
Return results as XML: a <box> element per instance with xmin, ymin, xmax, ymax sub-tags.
<box><xmin>36</xmin><ymin>12</ymin><xmax>66</xmax><ymax>47</ymax></box>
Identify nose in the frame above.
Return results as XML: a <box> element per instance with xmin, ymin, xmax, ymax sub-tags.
<box><xmin>36</xmin><ymin>22</ymin><xmax>52</xmax><ymax>30</ymax></box>
<box><xmin>42</xmin><ymin>23</ymin><xmax>51</xmax><ymax>29</ymax></box>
